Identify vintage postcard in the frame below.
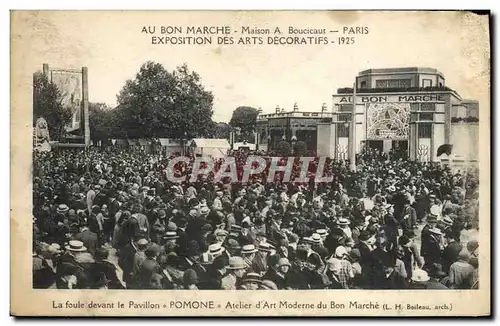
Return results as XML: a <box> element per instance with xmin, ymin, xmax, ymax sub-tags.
<box><xmin>10</xmin><ymin>10</ymin><xmax>490</xmax><ymax>317</ymax></box>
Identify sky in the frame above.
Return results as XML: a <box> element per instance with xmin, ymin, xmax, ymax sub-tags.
<box><xmin>12</xmin><ymin>11</ymin><xmax>490</xmax><ymax>122</ymax></box>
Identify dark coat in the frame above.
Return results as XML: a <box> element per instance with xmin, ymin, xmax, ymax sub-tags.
<box><xmin>90</xmin><ymin>260</ymin><xmax>124</xmax><ymax>289</ymax></box>
<box><xmin>56</xmin><ymin>253</ymin><xmax>92</xmax><ymax>289</ymax></box>
<box><xmin>118</xmin><ymin>242</ymin><xmax>138</xmax><ymax>284</ymax></box>
<box><xmin>357</xmin><ymin>242</ymin><xmax>375</xmax><ymax>288</ymax></box>
<box><xmin>422</xmin><ymin>235</ymin><xmax>442</xmax><ymax>269</ymax></box>
<box><xmin>420</xmin><ymin>224</ymin><xmax>432</xmax><ymax>258</ymax></box>
<box><xmin>374</xmin><ymin>271</ymin><xmax>407</xmax><ymax>289</ymax></box>
<box><xmin>442</xmin><ymin>241</ymin><xmax>462</xmax><ymax>273</ymax></box>
<box><xmin>263</xmin><ymin>268</ymin><xmax>287</xmax><ymax>289</ymax></box>
<box><xmin>400</xmin><ymin>205</ymin><xmax>417</xmax><ymax>230</ymax></box>
<box><xmin>426</xmin><ymin>279</ymin><xmax>449</xmax><ymax>289</ymax></box>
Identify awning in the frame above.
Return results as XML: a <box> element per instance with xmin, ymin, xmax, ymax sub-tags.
<box><xmin>138</xmin><ymin>139</ymin><xmax>151</xmax><ymax>146</ymax></box>
<box><xmin>190</xmin><ymin>138</ymin><xmax>231</xmax><ymax>149</ymax></box>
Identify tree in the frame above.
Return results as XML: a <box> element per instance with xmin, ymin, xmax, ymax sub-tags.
<box><xmin>89</xmin><ymin>103</ymin><xmax>122</xmax><ymax>141</ymax></box>
<box><xmin>33</xmin><ymin>72</ymin><xmax>72</xmax><ymax>140</ymax></box>
<box><xmin>116</xmin><ymin>61</ymin><xmax>215</xmax><ymax>139</ymax></box>
<box><xmin>229</xmin><ymin>106</ymin><xmax>259</xmax><ymax>140</ymax></box>
<box><xmin>276</xmin><ymin>140</ymin><xmax>292</xmax><ymax>156</ymax></box>
<box><xmin>293</xmin><ymin>141</ymin><xmax>307</xmax><ymax>156</ymax></box>
<box><xmin>213</xmin><ymin>122</ymin><xmax>231</xmax><ymax>139</ymax></box>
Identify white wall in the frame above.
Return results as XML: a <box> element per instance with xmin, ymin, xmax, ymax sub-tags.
<box><xmin>450</xmin><ymin>123</ymin><xmax>479</xmax><ymax>161</ymax></box>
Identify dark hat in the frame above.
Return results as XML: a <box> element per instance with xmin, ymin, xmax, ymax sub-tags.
<box><xmin>94</xmin><ymin>272</ymin><xmax>111</xmax><ymax>287</ymax></box>
<box><xmin>188</xmin><ymin>198</ymin><xmax>200</xmax><ymax>207</ymax></box>
<box><xmin>254</xmin><ymin>218</ymin><xmax>264</xmax><ymax>226</ymax></box>
<box><xmin>428</xmin><ymin>263</ymin><xmax>446</xmax><ymax>278</ymax></box>
<box><xmin>177</xmin><ymin>217</ymin><xmax>188</xmax><ymax>228</ymax></box>
<box><xmin>201</xmin><ymin>224</ymin><xmax>213</xmax><ymax>233</ymax></box>
<box><xmin>145</xmin><ymin>245</ymin><xmax>160</xmax><ymax>258</ymax></box>
<box><xmin>242</xmin><ymin>272</ymin><xmax>262</xmax><ymax>283</ymax></box>
<box><xmin>227</xmin><ymin>239</ymin><xmax>241</xmax><ymax>251</ymax></box>
<box><xmin>187</xmin><ymin>240</ymin><xmax>200</xmax><ymax>256</ymax></box>
<box><xmin>349</xmin><ymin>248</ymin><xmax>361</xmax><ymax>260</ymax></box>
<box><xmin>183</xmin><ymin>269</ymin><xmax>199</xmax><ymax>285</ymax></box>
<box><xmin>359</xmin><ymin>230</ymin><xmax>372</xmax><ymax>242</ymax></box>
<box><xmin>307</xmin><ymin>253</ymin><xmax>322</xmax><ymax>267</ymax></box>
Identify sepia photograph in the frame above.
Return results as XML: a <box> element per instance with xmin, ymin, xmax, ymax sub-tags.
<box><xmin>11</xmin><ymin>10</ymin><xmax>490</xmax><ymax>316</ymax></box>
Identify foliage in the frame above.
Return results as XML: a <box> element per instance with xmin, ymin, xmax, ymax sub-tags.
<box><xmin>293</xmin><ymin>140</ymin><xmax>307</xmax><ymax>156</ymax></box>
<box><xmin>213</xmin><ymin>122</ymin><xmax>231</xmax><ymax>139</ymax></box>
<box><xmin>116</xmin><ymin>61</ymin><xmax>215</xmax><ymax>139</ymax></box>
<box><xmin>276</xmin><ymin>140</ymin><xmax>292</xmax><ymax>156</ymax></box>
<box><xmin>229</xmin><ymin>106</ymin><xmax>259</xmax><ymax>134</ymax></box>
<box><xmin>32</xmin><ymin>72</ymin><xmax>72</xmax><ymax>140</ymax></box>
<box><xmin>89</xmin><ymin>103</ymin><xmax>122</xmax><ymax>141</ymax></box>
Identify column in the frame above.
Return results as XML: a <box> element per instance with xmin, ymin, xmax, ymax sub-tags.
<box><xmin>82</xmin><ymin>67</ymin><xmax>90</xmax><ymax>147</ymax></box>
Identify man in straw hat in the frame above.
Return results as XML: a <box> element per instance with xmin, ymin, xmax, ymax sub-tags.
<box><xmin>409</xmin><ymin>269</ymin><xmax>429</xmax><ymax>289</ymax></box>
<box><xmin>193</xmin><ymin>252</ymin><xmax>213</xmax><ymax>289</ymax></box>
<box><xmin>239</xmin><ymin>272</ymin><xmax>263</xmax><ymax>290</ymax></box>
<box><xmin>221</xmin><ymin>256</ymin><xmax>247</xmax><ymax>290</ymax></box>
<box><xmin>422</xmin><ymin>227</ymin><xmax>443</xmax><ymax>270</ymax></box>
<box><xmin>241</xmin><ymin>244</ymin><xmax>258</xmax><ymax>271</ymax></box>
<box><xmin>56</xmin><ymin>240</ymin><xmax>90</xmax><ymax>289</ymax></box>
<box><xmin>420</xmin><ymin>213</ymin><xmax>438</xmax><ymax>263</ymax></box>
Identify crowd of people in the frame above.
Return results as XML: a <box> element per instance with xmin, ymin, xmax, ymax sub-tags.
<box><xmin>32</xmin><ymin>146</ymin><xmax>480</xmax><ymax>290</ymax></box>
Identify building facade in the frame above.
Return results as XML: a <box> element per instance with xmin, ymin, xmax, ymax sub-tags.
<box><xmin>256</xmin><ymin>105</ymin><xmax>332</xmax><ymax>152</ymax></box>
<box><xmin>331</xmin><ymin>67</ymin><xmax>479</xmax><ymax>162</ymax></box>
<box><xmin>255</xmin><ymin>67</ymin><xmax>479</xmax><ymax>162</ymax></box>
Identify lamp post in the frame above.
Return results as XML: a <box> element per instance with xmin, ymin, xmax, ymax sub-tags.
<box><xmin>349</xmin><ymin>82</ymin><xmax>357</xmax><ymax>172</ymax></box>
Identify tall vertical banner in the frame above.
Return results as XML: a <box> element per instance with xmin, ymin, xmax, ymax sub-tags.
<box><xmin>46</xmin><ymin>67</ymin><xmax>83</xmax><ymax>132</ymax></box>
<box><xmin>43</xmin><ymin>64</ymin><xmax>90</xmax><ymax>146</ymax></box>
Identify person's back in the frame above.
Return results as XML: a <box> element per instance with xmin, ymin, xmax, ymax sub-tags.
<box><xmin>449</xmin><ymin>260</ymin><xmax>474</xmax><ymax>289</ymax></box>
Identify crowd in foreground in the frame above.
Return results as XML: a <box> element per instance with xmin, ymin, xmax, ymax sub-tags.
<box><xmin>32</xmin><ymin>146</ymin><xmax>480</xmax><ymax>290</ymax></box>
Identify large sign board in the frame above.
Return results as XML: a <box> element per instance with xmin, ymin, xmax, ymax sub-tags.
<box><xmin>49</xmin><ymin>69</ymin><xmax>83</xmax><ymax>132</ymax></box>
<box><xmin>366</xmin><ymin>102</ymin><xmax>410</xmax><ymax>140</ymax></box>
<box><xmin>335</xmin><ymin>93</ymin><xmax>446</xmax><ymax>104</ymax></box>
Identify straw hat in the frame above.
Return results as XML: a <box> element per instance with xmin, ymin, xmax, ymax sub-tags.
<box><xmin>65</xmin><ymin>240</ymin><xmax>86</xmax><ymax>252</ymax></box>
<box><xmin>242</xmin><ymin>272</ymin><xmax>262</xmax><ymax>283</ymax></box>
<box><xmin>56</xmin><ymin>204</ymin><xmax>69</xmax><ymax>214</ymax></box>
<box><xmin>310</xmin><ymin>233</ymin><xmax>322</xmax><ymax>244</ymax></box>
<box><xmin>429</xmin><ymin>227</ymin><xmax>443</xmax><ymax>236</ymax></box>
<box><xmin>337</xmin><ymin>218</ymin><xmax>350</xmax><ymax>226</ymax></box>
<box><xmin>163</xmin><ymin>231</ymin><xmax>179</xmax><ymax>240</ymax></box>
<box><xmin>227</xmin><ymin>256</ymin><xmax>246</xmax><ymax>270</ymax></box>
<box><xmin>208</xmin><ymin>243</ymin><xmax>225</xmax><ymax>256</ymax></box>
<box><xmin>258</xmin><ymin>242</ymin><xmax>274</xmax><ymax>252</ymax></box>
<box><xmin>442</xmin><ymin>216</ymin><xmax>453</xmax><ymax>227</ymax></box>
<box><xmin>199</xmin><ymin>252</ymin><xmax>214</xmax><ymax>265</ymax></box>
<box><xmin>241</xmin><ymin>244</ymin><xmax>258</xmax><ymax>255</ymax></box>
<box><xmin>214</xmin><ymin>229</ymin><xmax>228</xmax><ymax>237</ymax></box>
<box><xmin>316</xmin><ymin>229</ymin><xmax>328</xmax><ymax>237</ymax></box>
<box><xmin>411</xmin><ymin>269</ymin><xmax>430</xmax><ymax>283</ymax></box>
<box><xmin>260</xmin><ymin>280</ymin><xmax>278</xmax><ymax>290</ymax></box>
